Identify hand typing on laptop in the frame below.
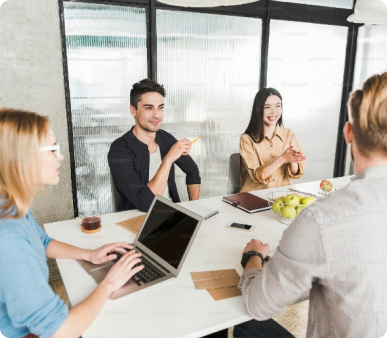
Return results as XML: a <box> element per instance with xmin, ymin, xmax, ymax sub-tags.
<box><xmin>107</xmin><ymin>246</ymin><xmax>132</xmax><ymax>263</ymax></box>
<box><xmin>102</xmin><ymin>247</ymin><xmax>144</xmax><ymax>292</ymax></box>
<box><xmin>77</xmin><ymin>196</ymin><xmax>203</xmax><ymax>299</ymax></box>
<box><xmin>86</xmin><ymin>242</ymin><xmax>135</xmax><ymax>265</ymax></box>
<box><xmin>82</xmin><ymin>241</ymin><xmax>145</xmax><ymax>292</ymax></box>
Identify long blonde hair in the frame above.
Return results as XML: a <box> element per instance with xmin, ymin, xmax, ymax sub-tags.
<box><xmin>0</xmin><ymin>108</ymin><xmax>49</xmax><ymax>219</ymax></box>
<box><xmin>348</xmin><ymin>72</ymin><xmax>387</xmax><ymax>157</ymax></box>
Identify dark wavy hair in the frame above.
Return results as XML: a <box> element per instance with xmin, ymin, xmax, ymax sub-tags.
<box><xmin>244</xmin><ymin>87</ymin><xmax>283</xmax><ymax>143</ymax></box>
<box><xmin>130</xmin><ymin>79</ymin><xmax>166</xmax><ymax>109</ymax></box>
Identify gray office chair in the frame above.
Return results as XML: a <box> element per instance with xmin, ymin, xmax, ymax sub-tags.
<box><xmin>109</xmin><ymin>173</ymin><xmax>122</xmax><ymax>212</ymax></box>
<box><xmin>227</xmin><ymin>153</ymin><xmax>241</xmax><ymax>195</ymax></box>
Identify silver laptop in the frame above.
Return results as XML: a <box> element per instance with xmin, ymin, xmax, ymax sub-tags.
<box><xmin>77</xmin><ymin>196</ymin><xmax>203</xmax><ymax>299</ymax></box>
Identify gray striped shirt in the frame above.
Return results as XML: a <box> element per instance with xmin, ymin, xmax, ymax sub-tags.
<box><xmin>239</xmin><ymin>165</ymin><xmax>387</xmax><ymax>337</ymax></box>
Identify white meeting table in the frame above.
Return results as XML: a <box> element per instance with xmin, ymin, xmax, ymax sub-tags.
<box><xmin>44</xmin><ymin>176</ymin><xmax>352</xmax><ymax>338</ymax></box>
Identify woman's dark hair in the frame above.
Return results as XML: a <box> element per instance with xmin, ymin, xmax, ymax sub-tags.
<box><xmin>130</xmin><ymin>79</ymin><xmax>166</xmax><ymax>109</ymax></box>
<box><xmin>244</xmin><ymin>87</ymin><xmax>283</xmax><ymax>143</ymax></box>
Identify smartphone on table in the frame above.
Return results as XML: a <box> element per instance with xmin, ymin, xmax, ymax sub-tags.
<box><xmin>226</xmin><ymin>222</ymin><xmax>255</xmax><ymax>232</ymax></box>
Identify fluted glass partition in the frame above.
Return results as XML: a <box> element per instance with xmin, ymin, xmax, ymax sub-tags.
<box><xmin>354</xmin><ymin>25</ymin><xmax>387</xmax><ymax>90</ymax></box>
<box><xmin>267</xmin><ymin>20</ymin><xmax>348</xmax><ymax>183</ymax></box>
<box><xmin>64</xmin><ymin>2</ymin><xmax>147</xmax><ymax>213</ymax></box>
<box><xmin>346</xmin><ymin>25</ymin><xmax>387</xmax><ymax>175</ymax></box>
<box><xmin>157</xmin><ymin>10</ymin><xmax>262</xmax><ymax>200</ymax></box>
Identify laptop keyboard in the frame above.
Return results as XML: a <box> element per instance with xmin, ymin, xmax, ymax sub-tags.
<box><xmin>131</xmin><ymin>255</ymin><xmax>166</xmax><ymax>286</ymax></box>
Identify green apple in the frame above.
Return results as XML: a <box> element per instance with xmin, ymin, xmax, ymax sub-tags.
<box><xmin>272</xmin><ymin>201</ymin><xmax>284</xmax><ymax>214</ymax></box>
<box><xmin>276</xmin><ymin>196</ymin><xmax>286</xmax><ymax>203</ymax></box>
<box><xmin>284</xmin><ymin>194</ymin><xmax>300</xmax><ymax>207</ymax></box>
<box><xmin>280</xmin><ymin>206</ymin><xmax>297</xmax><ymax>219</ymax></box>
<box><xmin>295</xmin><ymin>195</ymin><xmax>304</xmax><ymax>203</ymax></box>
<box><xmin>301</xmin><ymin>196</ymin><xmax>317</xmax><ymax>205</ymax></box>
<box><xmin>296</xmin><ymin>205</ymin><xmax>306</xmax><ymax>215</ymax></box>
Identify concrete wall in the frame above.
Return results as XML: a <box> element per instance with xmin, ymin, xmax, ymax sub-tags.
<box><xmin>0</xmin><ymin>0</ymin><xmax>74</xmax><ymax>225</ymax></box>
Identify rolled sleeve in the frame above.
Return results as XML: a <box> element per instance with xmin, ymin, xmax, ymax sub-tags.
<box><xmin>238</xmin><ymin>268</ymin><xmax>271</xmax><ymax>320</ymax></box>
<box><xmin>287</xmin><ymin>133</ymin><xmax>305</xmax><ymax>180</ymax></box>
<box><xmin>175</xmin><ymin>155</ymin><xmax>201</xmax><ymax>186</ymax></box>
<box><xmin>255</xmin><ymin>167</ymin><xmax>272</xmax><ymax>184</ymax></box>
<box><xmin>287</xmin><ymin>162</ymin><xmax>304</xmax><ymax>179</ymax></box>
<box><xmin>238</xmin><ymin>210</ymin><xmax>325</xmax><ymax>321</ymax></box>
<box><xmin>134</xmin><ymin>186</ymin><xmax>156</xmax><ymax>212</ymax></box>
<box><xmin>240</xmin><ymin>135</ymin><xmax>271</xmax><ymax>184</ymax></box>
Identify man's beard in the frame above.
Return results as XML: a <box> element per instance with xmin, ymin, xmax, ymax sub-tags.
<box><xmin>137</xmin><ymin>120</ymin><xmax>161</xmax><ymax>133</ymax></box>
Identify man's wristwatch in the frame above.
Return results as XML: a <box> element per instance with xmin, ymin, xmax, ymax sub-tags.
<box><xmin>241</xmin><ymin>251</ymin><xmax>265</xmax><ymax>268</ymax></box>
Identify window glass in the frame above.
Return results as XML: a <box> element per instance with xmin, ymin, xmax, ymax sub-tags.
<box><xmin>64</xmin><ymin>2</ymin><xmax>147</xmax><ymax>213</ymax></box>
<box><xmin>268</xmin><ymin>20</ymin><xmax>348</xmax><ymax>182</ymax></box>
<box><xmin>353</xmin><ymin>25</ymin><xmax>387</xmax><ymax>89</ymax></box>
<box><xmin>346</xmin><ymin>25</ymin><xmax>387</xmax><ymax>175</ymax></box>
<box><xmin>157</xmin><ymin>10</ymin><xmax>262</xmax><ymax>199</ymax></box>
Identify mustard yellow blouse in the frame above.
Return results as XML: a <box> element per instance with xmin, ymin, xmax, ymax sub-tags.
<box><xmin>239</xmin><ymin>126</ymin><xmax>305</xmax><ymax>192</ymax></box>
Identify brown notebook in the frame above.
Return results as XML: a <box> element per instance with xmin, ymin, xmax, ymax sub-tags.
<box><xmin>116</xmin><ymin>214</ymin><xmax>146</xmax><ymax>234</ymax></box>
<box><xmin>222</xmin><ymin>192</ymin><xmax>270</xmax><ymax>213</ymax></box>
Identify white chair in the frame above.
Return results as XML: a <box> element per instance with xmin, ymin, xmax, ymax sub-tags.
<box><xmin>227</xmin><ymin>153</ymin><xmax>241</xmax><ymax>195</ymax></box>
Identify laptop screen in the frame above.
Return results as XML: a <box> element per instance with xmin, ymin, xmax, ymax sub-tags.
<box><xmin>137</xmin><ymin>199</ymin><xmax>200</xmax><ymax>269</ymax></box>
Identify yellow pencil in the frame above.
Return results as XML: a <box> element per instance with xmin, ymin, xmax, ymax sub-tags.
<box><xmin>191</xmin><ymin>134</ymin><xmax>203</xmax><ymax>144</ymax></box>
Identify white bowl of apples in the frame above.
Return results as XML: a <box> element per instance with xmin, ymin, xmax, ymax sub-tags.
<box><xmin>268</xmin><ymin>190</ymin><xmax>318</xmax><ymax>225</ymax></box>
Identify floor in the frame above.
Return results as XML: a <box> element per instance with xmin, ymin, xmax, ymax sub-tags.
<box><xmin>48</xmin><ymin>260</ymin><xmax>309</xmax><ymax>337</ymax></box>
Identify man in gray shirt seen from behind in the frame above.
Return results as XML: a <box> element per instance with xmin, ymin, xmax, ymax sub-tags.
<box><xmin>235</xmin><ymin>73</ymin><xmax>387</xmax><ymax>338</ymax></box>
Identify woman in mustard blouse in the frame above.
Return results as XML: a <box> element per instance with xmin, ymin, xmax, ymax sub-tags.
<box><xmin>240</xmin><ymin>88</ymin><xmax>306</xmax><ymax>192</ymax></box>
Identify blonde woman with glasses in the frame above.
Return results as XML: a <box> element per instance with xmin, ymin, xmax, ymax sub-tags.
<box><xmin>0</xmin><ymin>109</ymin><xmax>144</xmax><ymax>338</ymax></box>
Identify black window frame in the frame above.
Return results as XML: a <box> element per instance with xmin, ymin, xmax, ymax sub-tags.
<box><xmin>58</xmin><ymin>0</ymin><xmax>360</xmax><ymax>216</ymax></box>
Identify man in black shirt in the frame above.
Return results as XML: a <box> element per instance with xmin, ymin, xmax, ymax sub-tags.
<box><xmin>108</xmin><ymin>79</ymin><xmax>201</xmax><ymax>212</ymax></box>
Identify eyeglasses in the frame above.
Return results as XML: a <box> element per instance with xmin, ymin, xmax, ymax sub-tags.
<box><xmin>39</xmin><ymin>143</ymin><xmax>61</xmax><ymax>159</ymax></box>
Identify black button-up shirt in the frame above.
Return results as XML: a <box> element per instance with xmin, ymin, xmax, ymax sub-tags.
<box><xmin>108</xmin><ymin>127</ymin><xmax>201</xmax><ymax>212</ymax></box>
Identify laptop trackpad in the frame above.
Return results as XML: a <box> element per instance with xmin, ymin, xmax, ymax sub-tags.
<box><xmin>77</xmin><ymin>259</ymin><xmax>113</xmax><ymax>284</ymax></box>
<box><xmin>76</xmin><ymin>259</ymin><xmax>145</xmax><ymax>292</ymax></box>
